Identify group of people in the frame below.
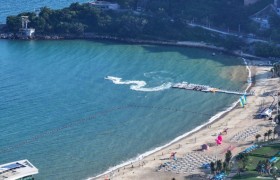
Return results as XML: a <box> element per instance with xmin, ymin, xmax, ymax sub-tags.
<box><xmin>256</xmin><ymin>160</ymin><xmax>278</xmax><ymax>177</ymax></box>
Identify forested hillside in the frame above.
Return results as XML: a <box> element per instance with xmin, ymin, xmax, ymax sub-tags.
<box><xmin>5</xmin><ymin>0</ymin><xmax>280</xmax><ymax>45</ymax></box>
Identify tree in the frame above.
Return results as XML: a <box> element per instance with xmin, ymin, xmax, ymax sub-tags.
<box><xmin>210</xmin><ymin>161</ymin><xmax>216</xmax><ymax>174</ymax></box>
<box><xmin>273</xmin><ymin>129</ymin><xmax>277</xmax><ymax>139</ymax></box>
<box><xmin>217</xmin><ymin>160</ymin><xmax>223</xmax><ymax>172</ymax></box>
<box><xmin>255</xmin><ymin>134</ymin><xmax>261</xmax><ymax>142</ymax></box>
<box><xmin>267</xmin><ymin>130</ymin><xmax>273</xmax><ymax>140</ymax></box>
<box><xmin>272</xmin><ymin>62</ymin><xmax>280</xmax><ymax>77</ymax></box>
<box><xmin>223</xmin><ymin>161</ymin><xmax>228</xmax><ymax>172</ymax></box>
<box><xmin>6</xmin><ymin>16</ymin><xmax>21</xmax><ymax>32</ymax></box>
<box><xmin>70</xmin><ymin>23</ymin><xmax>86</xmax><ymax>35</ymax></box>
<box><xmin>225</xmin><ymin>150</ymin><xmax>232</xmax><ymax>164</ymax></box>
<box><xmin>264</xmin><ymin>132</ymin><xmax>268</xmax><ymax>141</ymax></box>
<box><xmin>255</xmin><ymin>43</ymin><xmax>280</xmax><ymax>58</ymax></box>
<box><xmin>241</xmin><ymin>154</ymin><xmax>249</xmax><ymax>170</ymax></box>
<box><xmin>270</xmin><ymin>14</ymin><xmax>280</xmax><ymax>29</ymax></box>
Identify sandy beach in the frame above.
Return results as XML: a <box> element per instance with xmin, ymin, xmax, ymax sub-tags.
<box><xmin>94</xmin><ymin>60</ymin><xmax>280</xmax><ymax>180</ymax></box>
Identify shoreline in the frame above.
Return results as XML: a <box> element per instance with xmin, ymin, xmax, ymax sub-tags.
<box><xmin>90</xmin><ymin>58</ymin><xmax>254</xmax><ymax>180</ymax></box>
<box><xmin>92</xmin><ymin>59</ymin><xmax>279</xmax><ymax>180</ymax></box>
<box><xmin>0</xmin><ymin>33</ymin><xmax>262</xmax><ymax>60</ymax></box>
<box><xmin>91</xmin><ymin>101</ymin><xmax>240</xmax><ymax>180</ymax></box>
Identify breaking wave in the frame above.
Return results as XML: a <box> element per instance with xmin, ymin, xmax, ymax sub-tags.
<box><xmin>105</xmin><ymin>76</ymin><xmax>172</xmax><ymax>92</ymax></box>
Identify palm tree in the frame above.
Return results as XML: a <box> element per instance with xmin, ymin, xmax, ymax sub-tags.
<box><xmin>264</xmin><ymin>132</ymin><xmax>268</xmax><ymax>141</ymax></box>
<box><xmin>268</xmin><ymin>129</ymin><xmax>273</xmax><ymax>140</ymax></box>
<box><xmin>210</xmin><ymin>161</ymin><xmax>216</xmax><ymax>174</ymax></box>
<box><xmin>225</xmin><ymin>150</ymin><xmax>232</xmax><ymax>164</ymax></box>
<box><xmin>217</xmin><ymin>160</ymin><xmax>223</xmax><ymax>172</ymax></box>
<box><xmin>255</xmin><ymin>134</ymin><xmax>261</xmax><ymax>142</ymax></box>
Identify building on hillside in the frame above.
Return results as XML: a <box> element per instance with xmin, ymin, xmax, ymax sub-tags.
<box><xmin>244</xmin><ymin>0</ymin><xmax>260</xmax><ymax>6</ymax></box>
<box><xmin>0</xmin><ymin>159</ymin><xmax>39</xmax><ymax>180</ymax></box>
<box><xmin>89</xmin><ymin>1</ymin><xmax>120</xmax><ymax>10</ymax></box>
<box><xmin>250</xmin><ymin>4</ymin><xmax>275</xmax><ymax>30</ymax></box>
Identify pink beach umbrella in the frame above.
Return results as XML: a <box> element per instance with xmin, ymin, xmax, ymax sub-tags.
<box><xmin>215</xmin><ymin>138</ymin><xmax>222</xmax><ymax>145</ymax></box>
<box><xmin>218</xmin><ymin>135</ymin><xmax>223</xmax><ymax>141</ymax></box>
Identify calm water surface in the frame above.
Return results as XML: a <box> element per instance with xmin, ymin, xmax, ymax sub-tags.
<box><xmin>0</xmin><ymin>39</ymin><xmax>248</xmax><ymax>179</ymax></box>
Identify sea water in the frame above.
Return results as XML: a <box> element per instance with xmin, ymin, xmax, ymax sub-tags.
<box><xmin>0</xmin><ymin>39</ymin><xmax>248</xmax><ymax>179</ymax></box>
<box><xmin>0</xmin><ymin>0</ymin><xmax>89</xmax><ymax>24</ymax></box>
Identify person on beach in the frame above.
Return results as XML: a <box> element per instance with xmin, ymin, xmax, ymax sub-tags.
<box><xmin>222</xmin><ymin>128</ymin><xmax>228</xmax><ymax>135</ymax></box>
<box><xmin>170</xmin><ymin>152</ymin><xmax>177</xmax><ymax>160</ymax></box>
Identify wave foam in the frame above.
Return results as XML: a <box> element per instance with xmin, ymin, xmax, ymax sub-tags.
<box><xmin>105</xmin><ymin>76</ymin><xmax>172</xmax><ymax>92</ymax></box>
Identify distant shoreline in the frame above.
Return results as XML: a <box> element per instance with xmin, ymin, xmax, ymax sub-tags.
<box><xmin>0</xmin><ymin>33</ymin><xmax>262</xmax><ymax>60</ymax></box>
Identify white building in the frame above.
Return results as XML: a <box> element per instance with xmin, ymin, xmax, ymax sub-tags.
<box><xmin>0</xmin><ymin>160</ymin><xmax>38</xmax><ymax>180</ymax></box>
<box><xmin>19</xmin><ymin>28</ymin><xmax>35</xmax><ymax>37</ymax></box>
<box><xmin>89</xmin><ymin>1</ymin><xmax>120</xmax><ymax>10</ymax></box>
<box><xmin>18</xmin><ymin>16</ymin><xmax>35</xmax><ymax>38</ymax></box>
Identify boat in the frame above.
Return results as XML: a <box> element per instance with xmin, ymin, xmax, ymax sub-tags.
<box><xmin>0</xmin><ymin>159</ymin><xmax>38</xmax><ymax>180</ymax></box>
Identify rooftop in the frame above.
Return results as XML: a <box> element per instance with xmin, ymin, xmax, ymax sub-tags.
<box><xmin>0</xmin><ymin>160</ymin><xmax>38</xmax><ymax>180</ymax></box>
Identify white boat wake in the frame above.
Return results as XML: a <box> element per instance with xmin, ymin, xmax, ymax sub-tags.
<box><xmin>105</xmin><ymin>76</ymin><xmax>172</xmax><ymax>92</ymax></box>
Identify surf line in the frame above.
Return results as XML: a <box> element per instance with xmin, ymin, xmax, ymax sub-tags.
<box><xmin>105</xmin><ymin>76</ymin><xmax>172</xmax><ymax>92</ymax></box>
<box><xmin>105</xmin><ymin>75</ymin><xmax>253</xmax><ymax>96</ymax></box>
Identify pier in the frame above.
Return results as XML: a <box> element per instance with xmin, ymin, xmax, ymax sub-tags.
<box><xmin>172</xmin><ymin>82</ymin><xmax>253</xmax><ymax>96</ymax></box>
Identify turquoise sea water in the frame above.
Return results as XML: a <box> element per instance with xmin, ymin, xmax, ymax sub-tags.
<box><xmin>0</xmin><ymin>39</ymin><xmax>247</xmax><ymax>179</ymax></box>
<box><xmin>0</xmin><ymin>0</ymin><xmax>89</xmax><ymax>23</ymax></box>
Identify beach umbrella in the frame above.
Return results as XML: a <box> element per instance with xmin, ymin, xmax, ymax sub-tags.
<box><xmin>215</xmin><ymin>139</ymin><xmax>222</xmax><ymax>145</ymax></box>
<box><xmin>239</xmin><ymin>97</ymin><xmax>244</xmax><ymax>107</ymax></box>
<box><xmin>218</xmin><ymin>135</ymin><xmax>223</xmax><ymax>141</ymax></box>
<box><xmin>242</xmin><ymin>95</ymin><xmax>247</xmax><ymax>104</ymax></box>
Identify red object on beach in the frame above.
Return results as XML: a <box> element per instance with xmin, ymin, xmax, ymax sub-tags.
<box><xmin>215</xmin><ymin>139</ymin><xmax>222</xmax><ymax>145</ymax></box>
<box><xmin>218</xmin><ymin>135</ymin><xmax>223</xmax><ymax>141</ymax></box>
<box><xmin>215</xmin><ymin>135</ymin><xmax>223</xmax><ymax>145</ymax></box>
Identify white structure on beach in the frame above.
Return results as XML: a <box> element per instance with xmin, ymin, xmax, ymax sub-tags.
<box><xmin>89</xmin><ymin>1</ymin><xmax>120</xmax><ymax>10</ymax></box>
<box><xmin>0</xmin><ymin>159</ymin><xmax>38</xmax><ymax>180</ymax></box>
<box><xmin>19</xmin><ymin>16</ymin><xmax>35</xmax><ymax>38</ymax></box>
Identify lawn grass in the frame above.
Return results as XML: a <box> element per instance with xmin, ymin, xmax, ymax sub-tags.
<box><xmin>232</xmin><ymin>171</ymin><xmax>258</xmax><ymax>180</ymax></box>
<box><xmin>247</xmin><ymin>144</ymin><xmax>280</xmax><ymax>171</ymax></box>
<box><xmin>233</xmin><ymin>143</ymin><xmax>280</xmax><ymax>179</ymax></box>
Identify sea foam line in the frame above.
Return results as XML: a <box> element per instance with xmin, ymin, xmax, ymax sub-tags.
<box><xmin>90</xmin><ymin>61</ymin><xmax>252</xmax><ymax>179</ymax></box>
<box><xmin>105</xmin><ymin>76</ymin><xmax>172</xmax><ymax>92</ymax></box>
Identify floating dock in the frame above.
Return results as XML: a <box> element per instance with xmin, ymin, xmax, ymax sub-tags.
<box><xmin>172</xmin><ymin>82</ymin><xmax>253</xmax><ymax>96</ymax></box>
